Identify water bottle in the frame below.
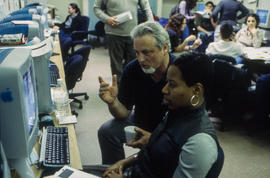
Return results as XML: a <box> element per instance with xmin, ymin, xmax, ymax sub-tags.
<box><xmin>53</xmin><ymin>79</ymin><xmax>69</xmax><ymax>121</ymax></box>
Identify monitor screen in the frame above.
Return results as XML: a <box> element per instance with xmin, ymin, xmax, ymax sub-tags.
<box><xmin>0</xmin><ymin>48</ymin><xmax>39</xmax><ymax>159</ymax></box>
<box><xmin>256</xmin><ymin>9</ymin><xmax>269</xmax><ymax>25</ymax></box>
<box><xmin>197</xmin><ymin>3</ymin><xmax>205</xmax><ymax>12</ymax></box>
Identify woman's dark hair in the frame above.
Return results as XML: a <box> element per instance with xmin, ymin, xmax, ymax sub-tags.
<box><xmin>69</xmin><ymin>3</ymin><xmax>81</xmax><ymax>16</ymax></box>
<box><xmin>245</xmin><ymin>13</ymin><xmax>260</xmax><ymax>28</ymax></box>
<box><xmin>172</xmin><ymin>52</ymin><xmax>214</xmax><ymax>97</ymax></box>
<box><xmin>205</xmin><ymin>1</ymin><xmax>215</xmax><ymax>8</ymax></box>
<box><xmin>220</xmin><ymin>23</ymin><xmax>233</xmax><ymax>39</ymax></box>
<box><xmin>166</xmin><ymin>13</ymin><xmax>186</xmax><ymax>34</ymax></box>
<box><xmin>178</xmin><ymin>0</ymin><xmax>197</xmax><ymax>10</ymax></box>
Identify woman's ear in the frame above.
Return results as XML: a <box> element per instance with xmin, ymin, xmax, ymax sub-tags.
<box><xmin>193</xmin><ymin>83</ymin><xmax>203</xmax><ymax>95</ymax></box>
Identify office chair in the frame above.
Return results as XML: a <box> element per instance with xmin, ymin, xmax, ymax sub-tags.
<box><xmin>88</xmin><ymin>21</ymin><xmax>106</xmax><ymax>49</ymax></box>
<box><xmin>65</xmin><ymin>45</ymin><xmax>91</xmax><ymax>111</ymax></box>
<box><xmin>70</xmin><ymin>16</ymin><xmax>90</xmax><ymax>53</ymax></box>
<box><xmin>206</xmin><ymin>59</ymin><xmax>252</xmax><ymax>131</ymax></box>
<box><xmin>208</xmin><ymin>54</ymin><xmax>237</xmax><ymax>65</ymax></box>
<box><xmin>60</xmin><ymin>15</ymin><xmax>90</xmax><ymax>62</ymax></box>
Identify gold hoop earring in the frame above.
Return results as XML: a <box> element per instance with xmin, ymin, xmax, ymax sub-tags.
<box><xmin>190</xmin><ymin>95</ymin><xmax>199</xmax><ymax>107</ymax></box>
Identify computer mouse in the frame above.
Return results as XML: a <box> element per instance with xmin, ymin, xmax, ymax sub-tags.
<box><xmin>41</xmin><ymin>115</ymin><xmax>53</xmax><ymax>123</ymax></box>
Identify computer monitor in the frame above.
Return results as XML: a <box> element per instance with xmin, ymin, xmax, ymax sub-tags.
<box><xmin>0</xmin><ymin>37</ymin><xmax>54</xmax><ymax>114</ymax></box>
<box><xmin>0</xmin><ymin>141</ymin><xmax>11</xmax><ymax>178</ymax></box>
<box><xmin>256</xmin><ymin>9</ymin><xmax>270</xmax><ymax>40</ymax></box>
<box><xmin>10</xmin><ymin>4</ymin><xmax>48</xmax><ymax>17</ymax></box>
<box><xmin>0</xmin><ymin>48</ymin><xmax>38</xmax><ymax>178</ymax></box>
<box><xmin>0</xmin><ymin>14</ymin><xmax>46</xmax><ymax>40</ymax></box>
<box><xmin>0</xmin><ymin>21</ymin><xmax>40</xmax><ymax>41</ymax></box>
<box><xmin>197</xmin><ymin>3</ymin><xmax>205</xmax><ymax>12</ymax></box>
<box><xmin>257</xmin><ymin>9</ymin><xmax>269</xmax><ymax>26</ymax></box>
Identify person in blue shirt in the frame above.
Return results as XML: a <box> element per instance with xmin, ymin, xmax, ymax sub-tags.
<box><xmin>212</xmin><ymin>0</ymin><xmax>249</xmax><ymax>41</ymax></box>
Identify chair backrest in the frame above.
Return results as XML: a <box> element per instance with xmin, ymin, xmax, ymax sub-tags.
<box><xmin>71</xmin><ymin>16</ymin><xmax>90</xmax><ymax>41</ymax></box>
<box><xmin>95</xmin><ymin>21</ymin><xmax>105</xmax><ymax>37</ymax></box>
<box><xmin>65</xmin><ymin>45</ymin><xmax>91</xmax><ymax>90</ymax></box>
<box><xmin>80</xmin><ymin>16</ymin><xmax>90</xmax><ymax>32</ymax></box>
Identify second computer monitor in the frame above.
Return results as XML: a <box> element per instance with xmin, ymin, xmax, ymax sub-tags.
<box><xmin>0</xmin><ymin>48</ymin><xmax>39</xmax><ymax>159</ymax></box>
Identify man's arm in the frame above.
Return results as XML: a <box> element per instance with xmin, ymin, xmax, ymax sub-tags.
<box><xmin>237</xmin><ymin>3</ymin><xmax>249</xmax><ymax>20</ymax></box>
<box><xmin>98</xmin><ymin>75</ymin><xmax>131</xmax><ymax>120</ymax></box>
<box><xmin>140</xmin><ymin>0</ymin><xmax>154</xmax><ymax>21</ymax></box>
<box><xmin>93</xmin><ymin>0</ymin><xmax>110</xmax><ymax>23</ymax></box>
<box><xmin>212</xmin><ymin>1</ymin><xmax>223</xmax><ymax>20</ymax></box>
<box><xmin>108</xmin><ymin>98</ymin><xmax>131</xmax><ymax>120</ymax></box>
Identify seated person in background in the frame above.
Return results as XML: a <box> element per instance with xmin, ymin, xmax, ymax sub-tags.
<box><xmin>165</xmin><ymin>13</ymin><xmax>200</xmax><ymax>53</ymax></box>
<box><xmin>103</xmin><ymin>52</ymin><xmax>224</xmax><ymax>178</ymax></box>
<box><xmin>235</xmin><ymin>13</ymin><xmax>263</xmax><ymax>48</ymax></box>
<box><xmin>53</xmin><ymin>3</ymin><xmax>82</xmax><ymax>37</ymax></box>
<box><xmin>53</xmin><ymin>3</ymin><xmax>83</xmax><ymax>61</ymax></box>
<box><xmin>98</xmin><ymin>21</ymin><xmax>176</xmax><ymax>164</ymax></box>
<box><xmin>206</xmin><ymin>22</ymin><xmax>244</xmax><ymax>61</ymax></box>
<box><xmin>169</xmin><ymin>0</ymin><xmax>198</xmax><ymax>35</ymax></box>
<box><xmin>195</xmin><ymin>1</ymin><xmax>217</xmax><ymax>53</ymax></box>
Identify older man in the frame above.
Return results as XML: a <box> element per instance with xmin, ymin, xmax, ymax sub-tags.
<box><xmin>98</xmin><ymin>22</ymin><xmax>176</xmax><ymax>164</ymax></box>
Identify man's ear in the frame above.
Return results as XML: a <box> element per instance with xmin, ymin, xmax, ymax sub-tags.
<box><xmin>163</xmin><ymin>42</ymin><xmax>169</xmax><ymax>53</ymax></box>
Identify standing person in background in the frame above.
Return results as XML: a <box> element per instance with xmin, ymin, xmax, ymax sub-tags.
<box><xmin>169</xmin><ymin>0</ymin><xmax>198</xmax><ymax>35</ymax></box>
<box><xmin>94</xmin><ymin>0</ymin><xmax>153</xmax><ymax>84</ymax></box>
<box><xmin>235</xmin><ymin>13</ymin><xmax>263</xmax><ymax>48</ymax></box>
<box><xmin>195</xmin><ymin>1</ymin><xmax>217</xmax><ymax>53</ymax></box>
<box><xmin>166</xmin><ymin>13</ymin><xmax>200</xmax><ymax>52</ymax></box>
<box><xmin>212</xmin><ymin>0</ymin><xmax>249</xmax><ymax>41</ymax></box>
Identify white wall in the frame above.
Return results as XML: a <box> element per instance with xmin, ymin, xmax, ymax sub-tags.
<box><xmin>47</xmin><ymin>0</ymin><xmax>82</xmax><ymax>22</ymax></box>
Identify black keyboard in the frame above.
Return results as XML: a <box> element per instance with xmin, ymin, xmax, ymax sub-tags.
<box><xmin>39</xmin><ymin>126</ymin><xmax>70</xmax><ymax>167</ymax></box>
<box><xmin>49</xmin><ymin>61</ymin><xmax>60</xmax><ymax>87</ymax></box>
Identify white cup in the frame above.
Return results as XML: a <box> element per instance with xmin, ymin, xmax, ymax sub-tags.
<box><xmin>124</xmin><ymin>126</ymin><xmax>137</xmax><ymax>143</ymax></box>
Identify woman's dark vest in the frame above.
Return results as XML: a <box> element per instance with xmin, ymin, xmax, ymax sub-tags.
<box><xmin>130</xmin><ymin>105</ymin><xmax>223</xmax><ymax>178</ymax></box>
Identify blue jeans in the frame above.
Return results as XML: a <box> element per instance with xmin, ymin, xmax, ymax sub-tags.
<box><xmin>98</xmin><ymin>112</ymin><xmax>136</xmax><ymax>164</ymax></box>
<box><xmin>198</xmin><ymin>31</ymin><xmax>214</xmax><ymax>53</ymax></box>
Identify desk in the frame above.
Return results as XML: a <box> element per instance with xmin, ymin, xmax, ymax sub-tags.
<box><xmin>242</xmin><ymin>47</ymin><xmax>270</xmax><ymax>75</ymax></box>
<box><xmin>243</xmin><ymin>47</ymin><xmax>270</xmax><ymax>63</ymax></box>
<box><xmin>31</xmin><ymin>35</ymin><xmax>82</xmax><ymax>177</ymax></box>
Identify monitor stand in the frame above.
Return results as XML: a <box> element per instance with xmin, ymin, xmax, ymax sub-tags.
<box><xmin>9</xmin><ymin>158</ymin><xmax>35</xmax><ymax>178</ymax></box>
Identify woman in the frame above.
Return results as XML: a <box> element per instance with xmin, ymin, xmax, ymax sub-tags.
<box><xmin>235</xmin><ymin>13</ymin><xmax>263</xmax><ymax>48</ymax></box>
<box><xmin>169</xmin><ymin>0</ymin><xmax>198</xmax><ymax>35</ymax></box>
<box><xmin>166</xmin><ymin>13</ymin><xmax>200</xmax><ymax>52</ymax></box>
<box><xmin>103</xmin><ymin>53</ymin><xmax>224</xmax><ymax>178</ymax></box>
<box><xmin>54</xmin><ymin>3</ymin><xmax>82</xmax><ymax>34</ymax></box>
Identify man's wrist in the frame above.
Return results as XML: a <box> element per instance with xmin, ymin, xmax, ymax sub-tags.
<box><xmin>108</xmin><ymin>98</ymin><xmax>117</xmax><ymax>108</ymax></box>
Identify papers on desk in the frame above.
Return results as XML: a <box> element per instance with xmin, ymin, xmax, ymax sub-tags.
<box><xmin>243</xmin><ymin>47</ymin><xmax>270</xmax><ymax>61</ymax></box>
<box><xmin>59</xmin><ymin>115</ymin><xmax>77</xmax><ymax>125</ymax></box>
<box><xmin>51</xmin><ymin>166</ymin><xmax>100</xmax><ymax>178</ymax></box>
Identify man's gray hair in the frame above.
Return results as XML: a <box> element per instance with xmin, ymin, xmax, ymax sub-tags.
<box><xmin>131</xmin><ymin>21</ymin><xmax>171</xmax><ymax>51</ymax></box>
